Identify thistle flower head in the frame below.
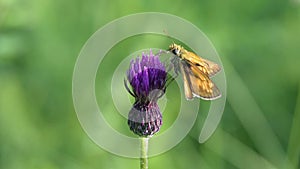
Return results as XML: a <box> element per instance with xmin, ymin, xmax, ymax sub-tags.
<box><xmin>125</xmin><ymin>50</ymin><xmax>167</xmax><ymax>137</ymax></box>
<box><xmin>127</xmin><ymin>50</ymin><xmax>167</xmax><ymax>102</ymax></box>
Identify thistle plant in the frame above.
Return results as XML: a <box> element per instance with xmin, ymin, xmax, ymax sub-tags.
<box><xmin>125</xmin><ymin>50</ymin><xmax>167</xmax><ymax>169</ymax></box>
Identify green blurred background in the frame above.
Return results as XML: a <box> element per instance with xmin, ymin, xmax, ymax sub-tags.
<box><xmin>1</xmin><ymin>0</ymin><xmax>300</xmax><ymax>168</ymax></box>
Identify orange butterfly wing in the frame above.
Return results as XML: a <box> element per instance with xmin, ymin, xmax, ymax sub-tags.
<box><xmin>179</xmin><ymin>62</ymin><xmax>193</xmax><ymax>100</ymax></box>
<box><xmin>188</xmin><ymin>62</ymin><xmax>221</xmax><ymax>100</ymax></box>
<box><xmin>183</xmin><ymin>51</ymin><xmax>221</xmax><ymax>76</ymax></box>
<box><xmin>179</xmin><ymin>53</ymin><xmax>221</xmax><ymax>100</ymax></box>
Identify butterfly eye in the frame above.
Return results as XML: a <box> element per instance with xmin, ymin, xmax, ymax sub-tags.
<box><xmin>170</xmin><ymin>48</ymin><xmax>178</xmax><ymax>55</ymax></box>
<box><xmin>175</xmin><ymin>48</ymin><xmax>180</xmax><ymax>55</ymax></box>
<box><xmin>169</xmin><ymin>44</ymin><xmax>181</xmax><ymax>56</ymax></box>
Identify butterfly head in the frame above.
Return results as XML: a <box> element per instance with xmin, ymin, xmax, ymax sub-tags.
<box><xmin>169</xmin><ymin>43</ymin><xmax>183</xmax><ymax>58</ymax></box>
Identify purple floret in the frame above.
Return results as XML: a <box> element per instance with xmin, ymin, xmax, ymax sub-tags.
<box><xmin>127</xmin><ymin>50</ymin><xmax>167</xmax><ymax>102</ymax></box>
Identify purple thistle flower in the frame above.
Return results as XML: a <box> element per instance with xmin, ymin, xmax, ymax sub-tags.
<box><xmin>125</xmin><ymin>50</ymin><xmax>167</xmax><ymax>137</ymax></box>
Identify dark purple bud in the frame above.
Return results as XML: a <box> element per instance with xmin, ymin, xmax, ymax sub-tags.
<box><xmin>128</xmin><ymin>101</ymin><xmax>162</xmax><ymax>137</ymax></box>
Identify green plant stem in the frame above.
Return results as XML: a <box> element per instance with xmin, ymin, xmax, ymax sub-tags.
<box><xmin>140</xmin><ymin>137</ymin><xmax>149</xmax><ymax>169</ymax></box>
